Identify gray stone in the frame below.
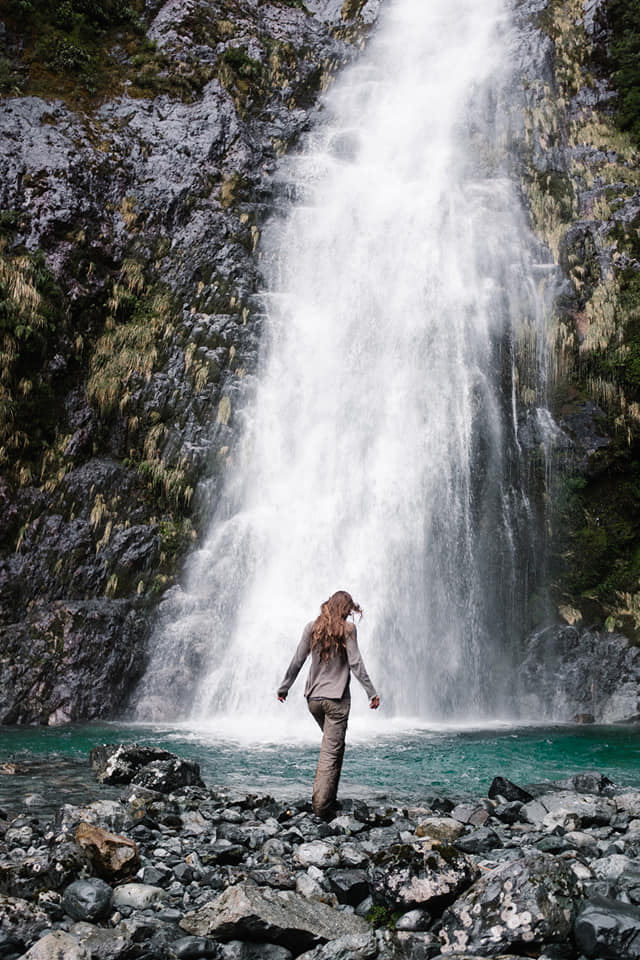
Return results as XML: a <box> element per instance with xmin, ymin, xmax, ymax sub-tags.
<box><xmin>330</xmin><ymin>816</ymin><xmax>367</xmax><ymax>835</ymax></box>
<box><xmin>70</xmin><ymin>922</ymin><xmax>132</xmax><ymax>960</ymax></box>
<box><xmin>172</xmin><ymin>936</ymin><xmax>223</xmax><ymax>958</ymax></box>
<box><xmin>180</xmin><ymin>881</ymin><xmax>370</xmax><ymax>952</ymax></box>
<box><xmin>574</xmin><ymin>894</ymin><xmax>640</xmax><ymax>959</ymax></box>
<box><xmin>488</xmin><ymin>777</ymin><xmax>534</xmax><ymax>803</ymax></box>
<box><xmin>56</xmin><ymin>800</ymin><xmax>128</xmax><ymax>833</ymax></box>
<box><xmin>293</xmin><ymin>842</ymin><xmax>338</xmax><ymax>868</ymax></box>
<box><xmin>295</xmin><ymin>873</ymin><xmax>330</xmax><ymax>903</ymax></box>
<box><xmin>616</xmin><ymin>792</ymin><xmax>640</xmax><ymax>819</ymax></box>
<box><xmin>0</xmin><ymin>893</ymin><xmax>49</xmax><ymax>946</ymax></box>
<box><xmin>296</xmin><ymin>933</ymin><xmax>378</xmax><ymax>960</ymax></box>
<box><xmin>414</xmin><ymin>818</ymin><xmax>465</xmax><ymax>843</ymax></box>
<box><xmin>111</xmin><ymin>882</ymin><xmax>167</xmax><ymax>909</ymax></box>
<box><xmin>90</xmin><ymin>744</ymin><xmax>176</xmax><ymax>784</ymax></box>
<box><xmin>21</xmin><ymin>930</ymin><xmax>91</xmax><ymax>959</ymax></box>
<box><xmin>131</xmin><ymin>757</ymin><xmax>205</xmax><ymax>793</ymax></box>
<box><xmin>521</xmin><ymin>791</ymin><xmax>616</xmax><ymax>832</ymax></box>
<box><xmin>395</xmin><ymin>909</ymin><xmax>431</xmax><ymax>932</ymax></box>
<box><xmin>493</xmin><ymin>801</ymin><xmax>524</xmax><ymax>825</ymax></box>
<box><xmin>454</xmin><ymin>827</ymin><xmax>502</xmax><ymax>855</ymax></box>
<box><xmin>0</xmin><ymin>843</ymin><xmax>89</xmax><ymax>898</ymax></box>
<box><xmin>338</xmin><ymin>844</ymin><xmax>369</xmax><ymax>868</ymax></box>
<box><xmin>62</xmin><ymin>878</ymin><xmax>113</xmax><ymax>922</ymax></box>
<box><xmin>450</xmin><ymin>803</ymin><xmax>491</xmax><ymax>827</ymax></box>
<box><xmin>0</xmin><ymin>928</ymin><xmax>24</xmax><ymax>958</ymax></box>
<box><xmin>221</xmin><ymin>942</ymin><xmax>293</xmax><ymax>960</ymax></box>
<box><xmin>138</xmin><ymin>862</ymin><xmax>173</xmax><ymax>886</ymax></box>
<box><xmin>326</xmin><ymin>869</ymin><xmax>370</xmax><ymax>906</ymax></box>
<box><xmin>439</xmin><ymin>852</ymin><xmax>582</xmax><ymax>956</ymax></box>
<box><xmin>369</xmin><ymin>842</ymin><xmax>479</xmax><ymax>911</ymax></box>
<box><xmin>557</xmin><ymin>773</ymin><xmax>614</xmax><ymax>795</ymax></box>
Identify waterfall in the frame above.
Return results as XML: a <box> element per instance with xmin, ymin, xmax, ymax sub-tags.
<box><xmin>135</xmin><ymin>0</ymin><xmax>553</xmax><ymax>730</ymax></box>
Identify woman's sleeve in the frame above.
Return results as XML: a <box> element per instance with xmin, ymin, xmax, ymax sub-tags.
<box><xmin>346</xmin><ymin>625</ymin><xmax>377</xmax><ymax>700</ymax></box>
<box><xmin>277</xmin><ymin>622</ymin><xmax>312</xmax><ymax>697</ymax></box>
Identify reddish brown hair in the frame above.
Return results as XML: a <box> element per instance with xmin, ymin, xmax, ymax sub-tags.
<box><xmin>311</xmin><ymin>590</ymin><xmax>363</xmax><ymax>662</ymax></box>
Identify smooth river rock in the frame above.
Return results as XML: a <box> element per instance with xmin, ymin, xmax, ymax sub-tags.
<box><xmin>180</xmin><ymin>881</ymin><xmax>370</xmax><ymax>952</ymax></box>
<box><xmin>111</xmin><ymin>882</ymin><xmax>168</xmax><ymax>910</ymax></box>
<box><xmin>61</xmin><ymin>878</ymin><xmax>113</xmax><ymax>922</ymax></box>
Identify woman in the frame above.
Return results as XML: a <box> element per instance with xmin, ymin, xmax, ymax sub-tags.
<box><xmin>277</xmin><ymin>590</ymin><xmax>380</xmax><ymax>820</ymax></box>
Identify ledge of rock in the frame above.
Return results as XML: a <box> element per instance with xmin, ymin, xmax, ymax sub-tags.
<box><xmin>180</xmin><ymin>881</ymin><xmax>371</xmax><ymax>952</ymax></box>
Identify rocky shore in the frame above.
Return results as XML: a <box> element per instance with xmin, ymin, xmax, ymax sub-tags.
<box><xmin>1</xmin><ymin>745</ymin><xmax>640</xmax><ymax>959</ymax></box>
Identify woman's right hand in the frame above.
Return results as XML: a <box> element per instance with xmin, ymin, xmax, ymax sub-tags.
<box><xmin>370</xmin><ymin>695</ymin><xmax>380</xmax><ymax>710</ymax></box>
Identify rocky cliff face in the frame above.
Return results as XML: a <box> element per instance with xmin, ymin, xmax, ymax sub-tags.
<box><xmin>0</xmin><ymin>0</ymin><xmax>379</xmax><ymax>723</ymax></box>
<box><xmin>0</xmin><ymin>0</ymin><xmax>639</xmax><ymax>724</ymax></box>
<box><xmin>512</xmin><ymin>0</ymin><xmax>640</xmax><ymax>719</ymax></box>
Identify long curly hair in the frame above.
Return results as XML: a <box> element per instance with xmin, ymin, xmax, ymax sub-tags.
<box><xmin>311</xmin><ymin>590</ymin><xmax>363</xmax><ymax>662</ymax></box>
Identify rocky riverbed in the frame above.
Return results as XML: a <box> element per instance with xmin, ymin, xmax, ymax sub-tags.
<box><xmin>2</xmin><ymin>745</ymin><xmax>640</xmax><ymax>959</ymax></box>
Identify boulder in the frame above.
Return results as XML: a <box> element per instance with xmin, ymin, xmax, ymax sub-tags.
<box><xmin>574</xmin><ymin>894</ymin><xmax>640</xmax><ymax>959</ymax></box>
<box><xmin>558</xmin><ymin>773</ymin><xmax>614</xmax><ymax>794</ymax></box>
<box><xmin>439</xmin><ymin>852</ymin><xmax>582</xmax><ymax>956</ymax></box>
<box><xmin>62</xmin><ymin>878</ymin><xmax>113</xmax><ymax>922</ymax></box>
<box><xmin>21</xmin><ymin>930</ymin><xmax>91</xmax><ymax>959</ymax></box>
<box><xmin>70</xmin><ymin>921</ymin><xmax>133</xmax><ymax>960</ymax></box>
<box><xmin>0</xmin><ymin>843</ymin><xmax>89</xmax><ymax>898</ymax></box>
<box><xmin>521</xmin><ymin>791</ymin><xmax>616</xmax><ymax>831</ymax></box>
<box><xmin>180</xmin><ymin>881</ymin><xmax>370</xmax><ymax>953</ymax></box>
<box><xmin>131</xmin><ymin>758</ymin><xmax>205</xmax><ymax>793</ymax></box>
<box><xmin>89</xmin><ymin>743</ymin><xmax>176</xmax><ymax>784</ymax></box>
<box><xmin>488</xmin><ymin>777</ymin><xmax>534</xmax><ymax>803</ymax></box>
<box><xmin>368</xmin><ymin>843</ymin><xmax>479</xmax><ymax>912</ymax></box>
<box><xmin>0</xmin><ymin>893</ymin><xmax>49</xmax><ymax>946</ymax></box>
<box><xmin>75</xmin><ymin>822</ymin><xmax>139</xmax><ymax>880</ymax></box>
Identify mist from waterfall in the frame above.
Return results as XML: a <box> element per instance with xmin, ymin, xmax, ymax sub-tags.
<box><xmin>135</xmin><ymin>0</ymin><xmax>554</xmax><ymax>732</ymax></box>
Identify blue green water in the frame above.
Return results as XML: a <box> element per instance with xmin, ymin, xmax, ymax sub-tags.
<box><xmin>0</xmin><ymin>723</ymin><xmax>639</xmax><ymax>817</ymax></box>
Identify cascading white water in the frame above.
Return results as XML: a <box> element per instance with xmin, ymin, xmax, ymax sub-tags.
<box><xmin>136</xmin><ymin>0</ymin><xmax>552</xmax><ymax>731</ymax></box>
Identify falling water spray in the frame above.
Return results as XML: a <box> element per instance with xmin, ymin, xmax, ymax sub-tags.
<box><xmin>136</xmin><ymin>0</ymin><xmax>554</xmax><ymax>732</ymax></box>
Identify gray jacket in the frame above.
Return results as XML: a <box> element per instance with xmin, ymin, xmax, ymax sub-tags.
<box><xmin>277</xmin><ymin>621</ymin><xmax>377</xmax><ymax>701</ymax></box>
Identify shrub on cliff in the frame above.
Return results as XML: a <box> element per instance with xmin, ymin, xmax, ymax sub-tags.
<box><xmin>607</xmin><ymin>0</ymin><xmax>640</xmax><ymax>143</ymax></box>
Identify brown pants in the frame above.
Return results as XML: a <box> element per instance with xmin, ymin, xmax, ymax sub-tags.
<box><xmin>307</xmin><ymin>697</ymin><xmax>350</xmax><ymax>820</ymax></box>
